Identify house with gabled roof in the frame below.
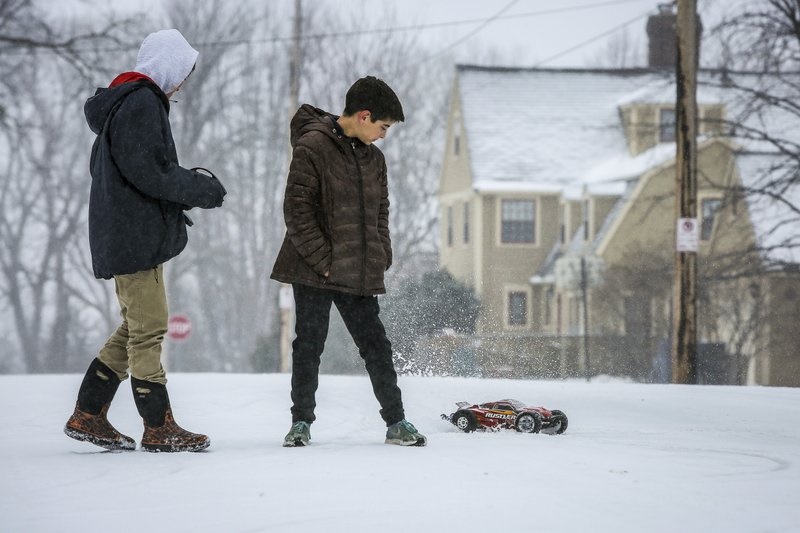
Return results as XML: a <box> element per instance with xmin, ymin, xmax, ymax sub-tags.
<box><xmin>436</xmin><ymin>11</ymin><xmax>800</xmax><ymax>386</ymax></box>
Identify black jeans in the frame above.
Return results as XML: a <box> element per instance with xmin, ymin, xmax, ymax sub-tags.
<box><xmin>290</xmin><ymin>284</ymin><xmax>404</xmax><ymax>426</ymax></box>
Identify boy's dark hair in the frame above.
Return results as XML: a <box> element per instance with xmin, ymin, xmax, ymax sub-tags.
<box><xmin>343</xmin><ymin>76</ymin><xmax>404</xmax><ymax>122</ymax></box>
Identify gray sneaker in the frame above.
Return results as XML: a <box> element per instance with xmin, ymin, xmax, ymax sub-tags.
<box><xmin>283</xmin><ymin>421</ymin><xmax>311</xmax><ymax>447</ymax></box>
<box><xmin>385</xmin><ymin>419</ymin><xmax>427</xmax><ymax>447</ymax></box>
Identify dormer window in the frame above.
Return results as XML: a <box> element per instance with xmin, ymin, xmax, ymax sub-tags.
<box><xmin>659</xmin><ymin>108</ymin><xmax>676</xmax><ymax>142</ymax></box>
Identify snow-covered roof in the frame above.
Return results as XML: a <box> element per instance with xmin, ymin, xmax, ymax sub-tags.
<box><xmin>456</xmin><ymin>65</ymin><xmax>797</xmax><ymax>187</ymax></box>
<box><xmin>456</xmin><ymin>65</ymin><xmax>800</xmax><ymax>266</ymax></box>
<box><xmin>458</xmin><ymin>66</ymin><xmax>654</xmax><ymax>186</ymax></box>
<box><xmin>580</xmin><ymin>141</ymin><xmax>677</xmax><ymax>184</ymax></box>
<box><xmin>615</xmin><ymin>76</ymin><xmax>726</xmax><ymax>107</ymax></box>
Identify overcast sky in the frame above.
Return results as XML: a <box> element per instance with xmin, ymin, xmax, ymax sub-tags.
<box><xmin>353</xmin><ymin>0</ymin><xmax>670</xmax><ymax>66</ymax></box>
<box><xmin>61</xmin><ymin>0</ymin><xmax>741</xmax><ymax>68</ymax></box>
<box><xmin>336</xmin><ymin>0</ymin><xmax>742</xmax><ymax>67</ymax></box>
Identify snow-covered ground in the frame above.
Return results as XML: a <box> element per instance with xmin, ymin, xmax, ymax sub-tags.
<box><xmin>2</xmin><ymin>372</ymin><xmax>798</xmax><ymax>533</ymax></box>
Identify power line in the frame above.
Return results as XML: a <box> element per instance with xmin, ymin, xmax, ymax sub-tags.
<box><xmin>0</xmin><ymin>0</ymin><xmax>653</xmax><ymax>56</ymax></box>
<box><xmin>207</xmin><ymin>0</ymin><xmax>653</xmax><ymax>49</ymax></box>
<box><xmin>423</xmin><ymin>0</ymin><xmax>521</xmax><ymax>61</ymax></box>
<box><xmin>533</xmin><ymin>8</ymin><xmax>652</xmax><ymax>66</ymax></box>
<box><xmin>280</xmin><ymin>0</ymin><xmax>650</xmax><ymax>47</ymax></box>
<box><xmin>449</xmin><ymin>5</ymin><xmax>656</xmax><ymax>98</ymax></box>
<box><xmin>272</xmin><ymin>0</ymin><xmax>652</xmax><ymax>47</ymax></box>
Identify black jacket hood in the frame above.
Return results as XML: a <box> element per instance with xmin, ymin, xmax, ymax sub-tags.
<box><xmin>84</xmin><ymin>80</ymin><xmax>168</xmax><ymax>135</ymax></box>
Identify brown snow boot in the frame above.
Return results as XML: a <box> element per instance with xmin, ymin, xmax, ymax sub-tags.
<box><xmin>64</xmin><ymin>358</ymin><xmax>136</xmax><ymax>451</ymax></box>
<box><xmin>131</xmin><ymin>377</ymin><xmax>210</xmax><ymax>453</ymax></box>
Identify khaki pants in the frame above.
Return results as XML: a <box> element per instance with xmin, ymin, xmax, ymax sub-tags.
<box><xmin>98</xmin><ymin>265</ymin><xmax>168</xmax><ymax>384</ymax></box>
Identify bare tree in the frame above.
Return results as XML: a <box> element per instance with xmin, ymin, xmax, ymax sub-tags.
<box><xmin>152</xmin><ymin>0</ymin><xmax>289</xmax><ymax>372</ymax></box>
<box><xmin>1</xmin><ymin>0</ymin><xmax>452</xmax><ymax>374</ymax></box>
<box><xmin>588</xmin><ymin>26</ymin><xmax>645</xmax><ymax>68</ymax></box>
<box><xmin>298</xmin><ymin>3</ymin><xmax>449</xmax><ymax>277</ymax></box>
<box><xmin>149</xmin><ymin>0</ymin><xmax>451</xmax><ymax>373</ymax></box>
<box><xmin>281</xmin><ymin>3</ymin><xmax>450</xmax><ymax>373</ymax></box>
<box><xmin>593</xmin><ymin>226</ymin><xmax>771</xmax><ymax>382</ymax></box>
<box><xmin>704</xmin><ymin>0</ymin><xmax>800</xmax><ymax>268</ymax></box>
<box><xmin>0</xmin><ymin>2</ymin><xmax>140</xmax><ymax>372</ymax></box>
<box><xmin>0</xmin><ymin>0</ymin><xmax>135</xmax><ymax>82</ymax></box>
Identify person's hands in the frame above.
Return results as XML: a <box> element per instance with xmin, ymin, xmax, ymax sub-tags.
<box><xmin>192</xmin><ymin>167</ymin><xmax>227</xmax><ymax>208</ymax></box>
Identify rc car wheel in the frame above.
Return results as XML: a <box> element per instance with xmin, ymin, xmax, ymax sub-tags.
<box><xmin>453</xmin><ymin>410</ymin><xmax>477</xmax><ymax>433</ymax></box>
<box><xmin>515</xmin><ymin>412</ymin><xmax>542</xmax><ymax>434</ymax></box>
<box><xmin>549</xmin><ymin>410</ymin><xmax>568</xmax><ymax>434</ymax></box>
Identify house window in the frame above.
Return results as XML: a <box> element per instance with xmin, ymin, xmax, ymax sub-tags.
<box><xmin>701</xmin><ymin>198</ymin><xmax>722</xmax><ymax>240</ymax></box>
<box><xmin>447</xmin><ymin>205</ymin><xmax>453</xmax><ymax>247</ymax></box>
<box><xmin>501</xmin><ymin>199</ymin><xmax>535</xmax><ymax>243</ymax></box>
<box><xmin>463</xmin><ymin>202</ymin><xmax>470</xmax><ymax>244</ymax></box>
<box><xmin>508</xmin><ymin>291</ymin><xmax>528</xmax><ymax>326</ymax></box>
<box><xmin>454</xmin><ymin>134</ymin><xmax>460</xmax><ymax>156</ymax></box>
<box><xmin>660</xmin><ymin>108</ymin><xmax>676</xmax><ymax>143</ymax></box>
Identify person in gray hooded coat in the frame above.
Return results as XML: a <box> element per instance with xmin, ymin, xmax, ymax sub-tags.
<box><xmin>64</xmin><ymin>29</ymin><xmax>226</xmax><ymax>453</ymax></box>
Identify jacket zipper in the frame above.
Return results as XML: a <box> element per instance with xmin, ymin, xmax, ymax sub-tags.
<box><xmin>351</xmin><ymin>141</ymin><xmax>368</xmax><ymax>294</ymax></box>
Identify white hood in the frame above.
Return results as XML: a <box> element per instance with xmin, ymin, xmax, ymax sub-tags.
<box><xmin>134</xmin><ymin>29</ymin><xmax>199</xmax><ymax>94</ymax></box>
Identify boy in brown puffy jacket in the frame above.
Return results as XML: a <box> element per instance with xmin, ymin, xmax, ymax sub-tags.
<box><xmin>271</xmin><ymin>76</ymin><xmax>426</xmax><ymax>447</ymax></box>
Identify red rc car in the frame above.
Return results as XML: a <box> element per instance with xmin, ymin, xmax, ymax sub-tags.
<box><xmin>441</xmin><ymin>399</ymin><xmax>568</xmax><ymax>435</ymax></box>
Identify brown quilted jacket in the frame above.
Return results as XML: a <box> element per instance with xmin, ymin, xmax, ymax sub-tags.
<box><xmin>270</xmin><ymin>104</ymin><xmax>392</xmax><ymax>295</ymax></box>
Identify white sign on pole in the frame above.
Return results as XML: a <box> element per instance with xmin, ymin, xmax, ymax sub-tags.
<box><xmin>676</xmin><ymin>218</ymin><xmax>699</xmax><ymax>252</ymax></box>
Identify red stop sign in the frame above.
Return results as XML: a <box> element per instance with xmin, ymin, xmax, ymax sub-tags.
<box><xmin>167</xmin><ymin>314</ymin><xmax>192</xmax><ymax>342</ymax></box>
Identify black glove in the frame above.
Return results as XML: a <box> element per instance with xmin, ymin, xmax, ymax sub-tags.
<box><xmin>192</xmin><ymin>167</ymin><xmax>227</xmax><ymax>208</ymax></box>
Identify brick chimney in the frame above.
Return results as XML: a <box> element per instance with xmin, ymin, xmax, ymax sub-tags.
<box><xmin>646</xmin><ymin>3</ymin><xmax>702</xmax><ymax>68</ymax></box>
<box><xmin>646</xmin><ymin>4</ymin><xmax>677</xmax><ymax>68</ymax></box>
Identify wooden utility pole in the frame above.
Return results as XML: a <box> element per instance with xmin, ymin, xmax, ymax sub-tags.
<box><xmin>279</xmin><ymin>0</ymin><xmax>303</xmax><ymax>373</ymax></box>
<box><xmin>672</xmin><ymin>0</ymin><xmax>699</xmax><ymax>384</ymax></box>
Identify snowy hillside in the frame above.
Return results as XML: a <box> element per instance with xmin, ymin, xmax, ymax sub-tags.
<box><xmin>1</xmin><ymin>373</ymin><xmax>798</xmax><ymax>533</ymax></box>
